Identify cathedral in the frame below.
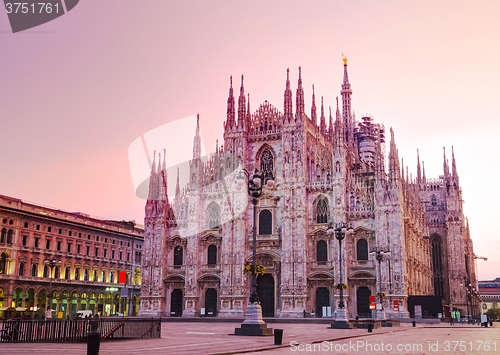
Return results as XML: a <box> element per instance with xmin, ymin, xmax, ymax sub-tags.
<box><xmin>139</xmin><ymin>59</ymin><xmax>477</xmax><ymax>319</ymax></box>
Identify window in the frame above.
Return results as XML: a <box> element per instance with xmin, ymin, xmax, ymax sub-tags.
<box><xmin>174</xmin><ymin>246</ymin><xmax>183</xmax><ymax>266</ymax></box>
<box><xmin>78</xmin><ymin>233</ymin><xmax>81</xmax><ymax>238</ymax></box>
<box><xmin>75</xmin><ymin>268</ymin><xmax>80</xmax><ymax>280</ymax></box>
<box><xmin>67</xmin><ymin>243</ymin><xmax>72</xmax><ymax>253</ymax></box>
<box><xmin>109</xmin><ymin>272</ymin><xmax>114</xmax><ymax>283</ymax></box>
<box><xmin>316</xmin><ymin>198</ymin><xmax>328</xmax><ymax>224</ymax></box>
<box><xmin>19</xmin><ymin>262</ymin><xmax>25</xmax><ymax>276</ymax></box>
<box><xmin>356</xmin><ymin>239</ymin><xmax>368</xmax><ymax>260</ymax></box>
<box><xmin>59</xmin><ymin>228</ymin><xmax>62</xmax><ymax>234</ymax></box>
<box><xmin>260</xmin><ymin>149</ymin><xmax>274</xmax><ymax>184</ymax></box>
<box><xmin>54</xmin><ymin>266</ymin><xmax>60</xmax><ymax>279</ymax></box>
<box><xmin>22</xmin><ymin>235</ymin><xmax>27</xmax><ymax>246</ymax></box>
<box><xmin>431</xmin><ymin>194</ymin><xmax>437</xmax><ymax>206</ymax></box>
<box><xmin>207</xmin><ymin>203</ymin><xmax>221</xmax><ymax>229</ymax></box>
<box><xmin>24</xmin><ymin>222</ymin><xmax>28</xmax><ymax>228</ymax></box>
<box><xmin>65</xmin><ymin>267</ymin><xmax>70</xmax><ymax>279</ymax></box>
<box><xmin>96</xmin><ymin>236</ymin><xmax>99</xmax><ymax>242</ymax></box>
<box><xmin>43</xmin><ymin>265</ymin><xmax>48</xmax><ymax>278</ymax></box>
<box><xmin>31</xmin><ymin>264</ymin><xmax>37</xmax><ymax>277</ymax></box>
<box><xmin>0</xmin><ymin>228</ymin><xmax>5</xmax><ymax>243</ymax></box>
<box><xmin>317</xmin><ymin>240</ymin><xmax>327</xmax><ymax>262</ymax></box>
<box><xmin>208</xmin><ymin>245</ymin><xmax>217</xmax><ymax>265</ymax></box>
<box><xmin>35</xmin><ymin>237</ymin><xmax>39</xmax><ymax>248</ymax></box>
<box><xmin>57</xmin><ymin>240</ymin><xmax>61</xmax><ymax>251</ymax></box>
<box><xmin>104</xmin><ymin>249</ymin><xmax>107</xmax><ymax>258</ymax></box>
<box><xmin>127</xmin><ymin>252</ymin><xmax>130</xmax><ymax>261</ymax></box>
<box><xmin>46</xmin><ymin>239</ymin><xmax>50</xmax><ymax>249</ymax></box>
<box><xmin>92</xmin><ymin>270</ymin><xmax>97</xmax><ymax>281</ymax></box>
<box><xmin>0</xmin><ymin>253</ymin><xmax>6</xmax><ymax>274</ymax></box>
<box><xmin>101</xmin><ymin>271</ymin><xmax>105</xmax><ymax>282</ymax></box>
<box><xmin>119</xmin><ymin>251</ymin><xmax>122</xmax><ymax>260</ymax></box>
<box><xmin>259</xmin><ymin>209</ymin><xmax>272</xmax><ymax>235</ymax></box>
<box><xmin>69</xmin><ymin>231</ymin><xmax>72</xmax><ymax>236</ymax></box>
<box><xmin>120</xmin><ymin>241</ymin><xmax>123</xmax><ymax>246</ymax></box>
<box><xmin>48</xmin><ymin>227</ymin><xmax>52</xmax><ymax>233</ymax></box>
<box><xmin>77</xmin><ymin>244</ymin><xmax>81</xmax><ymax>254</ymax></box>
<box><xmin>86</xmin><ymin>246</ymin><xmax>90</xmax><ymax>255</ymax></box>
<box><xmin>95</xmin><ymin>247</ymin><xmax>99</xmax><ymax>256</ymax></box>
<box><xmin>84</xmin><ymin>269</ymin><xmax>89</xmax><ymax>281</ymax></box>
<box><xmin>6</xmin><ymin>230</ymin><xmax>13</xmax><ymax>244</ymax></box>
<box><xmin>112</xmin><ymin>250</ymin><xmax>115</xmax><ymax>259</ymax></box>
<box><xmin>36</xmin><ymin>224</ymin><xmax>40</xmax><ymax>231</ymax></box>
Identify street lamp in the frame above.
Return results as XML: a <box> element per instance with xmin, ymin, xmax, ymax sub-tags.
<box><xmin>44</xmin><ymin>256</ymin><xmax>61</xmax><ymax>319</ymax></box>
<box><xmin>460</xmin><ymin>277</ymin><xmax>473</xmax><ymax>323</ymax></box>
<box><xmin>234</xmin><ymin>168</ymin><xmax>274</xmax><ymax>336</ymax></box>
<box><xmin>370</xmin><ymin>246</ymin><xmax>390</xmax><ymax>320</ymax></box>
<box><xmin>327</xmin><ymin>222</ymin><xmax>352</xmax><ymax>322</ymax></box>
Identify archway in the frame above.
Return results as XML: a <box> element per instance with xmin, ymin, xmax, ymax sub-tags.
<box><xmin>171</xmin><ymin>289</ymin><xmax>183</xmax><ymax>317</ymax></box>
<box><xmin>205</xmin><ymin>288</ymin><xmax>217</xmax><ymax>316</ymax></box>
<box><xmin>257</xmin><ymin>274</ymin><xmax>274</xmax><ymax>317</ymax></box>
<box><xmin>315</xmin><ymin>287</ymin><xmax>330</xmax><ymax>317</ymax></box>
<box><xmin>356</xmin><ymin>287</ymin><xmax>371</xmax><ymax>318</ymax></box>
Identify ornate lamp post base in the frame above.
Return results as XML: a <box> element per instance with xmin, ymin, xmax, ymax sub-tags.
<box><xmin>234</xmin><ymin>303</ymin><xmax>273</xmax><ymax>336</ymax></box>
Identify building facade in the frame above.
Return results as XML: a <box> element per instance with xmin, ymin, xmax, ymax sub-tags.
<box><xmin>0</xmin><ymin>194</ymin><xmax>143</xmax><ymax>318</ymax></box>
<box><xmin>140</xmin><ymin>61</ymin><xmax>476</xmax><ymax>318</ymax></box>
<box><xmin>479</xmin><ymin>278</ymin><xmax>500</xmax><ymax>316</ymax></box>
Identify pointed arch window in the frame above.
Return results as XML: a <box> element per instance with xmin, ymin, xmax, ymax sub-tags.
<box><xmin>65</xmin><ymin>267</ymin><xmax>70</xmax><ymax>280</ymax></box>
<box><xmin>75</xmin><ymin>268</ymin><xmax>80</xmax><ymax>280</ymax></box>
<box><xmin>431</xmin><ymin>195</ymin><xmax>437</xmax><ymax>206</ymax></box>
<box><xmin>0</xmin><ymin>252</ymin><xmax>6</xmax><ymax>274</ymax></box>
<box><xmin>356</xmin><ymin>239</ymin><xmax>368</xmax><ymax>260</ymax></box>
<box><xmin>19</xmin><ymin>262</ymin><xmax>25</xmax><ymax>276</ymax></box>
<box><xmin>431</xmin><ymin>236</ymin><xmax>444</xmax><ymax>297</ymax></box>
<box><xmin>0</xmin><ymin>228</ymin><xmax>5</xmax><ymax>243</ymax></box>
<box><xmin>259</xmin><ymin>209</ymin><xmax>272</xmax><ymax>235</ymax></box>
<box><xmin>7</xmin><ymin>229</ymin><xmax>13</xmax><ymax>244</ymax></box>
<box><xmin>207</xmin><ymin>203</ymin><xmax>221</xmax><ymax>229</ymax></box>
<box><xmin>317</xmin><ymin>240</ymin><xmax>327</xmax><ymax>262</ymax></box>
<box><xmin>260</xmin><ymin>149</ymin><xmax>274</xmax><ymax>184</ymax></box>
<box><xmin>174</xmin><ymin>246</ymin><xmax>183</xmax><ymax>266</ymax></box>
<box><xmin>31</xmin><ymin>263</ymin><xmax>38</xmax><ymax>277</ymax></box>
<box><xmin>316</xmin><ymin>198</ymin><xmax>328</xmax><ymax>224</ymax></box>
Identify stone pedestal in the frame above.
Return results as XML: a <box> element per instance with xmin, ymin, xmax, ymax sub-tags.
<box><xmin>329</xmin><ymin>308</ymin><xmax>353</xmax><ymax>329</ymax></box>
<box><xmin>234</xmin><ymin>304</ymin><xmax>273</xmax><ymax>336</ymax></box>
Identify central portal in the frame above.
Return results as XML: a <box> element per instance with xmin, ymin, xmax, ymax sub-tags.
<box><xmin>257</xmin><ymin>274</ymin><xmax>274</xmax><ymax>317</ymax></box>
<box><xmin>356</xmin><ymin>286</ymin><xmax>371</xmax><ymax>318</ymax></box>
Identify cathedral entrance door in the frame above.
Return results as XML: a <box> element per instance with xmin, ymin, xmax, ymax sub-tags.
<box><xmin>356</xmin><ymin>287</ymin><xmax>371</xmax><ymax>318</ymax></box>
<box><xmin>171</xmin><ymin>289</ymin><xmax>183</xmax><ymax>317</ymax></box>
<box><xmin>315</xmin><ymin>287</ymin><xmax>329</xmax><ymax>317</ymax></box>
<box><xmin>257</xmin><ymin>274</ymin><xmax>274</xmax><ymax>317</ymax></box>
<box><xmin>205</xmin><ymin>288</ymin><xmax>217</xmax><ymax>316</ymax></box>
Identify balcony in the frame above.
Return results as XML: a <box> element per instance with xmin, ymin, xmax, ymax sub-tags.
<box><xmin>349</xmin><ymin>260</ymin><xmax>375</xmax><ymax>270</ymax></box>
<box><xmin>167</xmin><ymin>265</ymin><xmax>186</xmax><ymax>274</ymax></box>
<box><xmin>249</xmin><ymin>233</ymin><xmax>280</xmax><ymax>248</ymax></box>
<box><xmin>310</xmin><ymin>261</ymin><xmax>334</xmax><ymax>271</ymax></box>
<box><xmin>202</xmin><ymin>264</ymin><xmax>221</xmax><ymax>273</ymax></box>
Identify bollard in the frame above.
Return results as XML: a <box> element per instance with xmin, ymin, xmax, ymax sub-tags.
<box><xmin>412</xmin><ymin>320</ymin><xmax>416</xmax><ymax>327</ymax></box>
<box><xmin>274</xmin><ymin>329</ymin><xmax>283</xmax><ymax>345</ymax></box>
<box><xmin>367</xmin><ymin>322</ymin><xmax>373</xmax><ymax>333</ymax></box>
<box><xmin>87</xmin><ymin>332</ymin><xmax>101</xmax><ymax>355</ymax></box>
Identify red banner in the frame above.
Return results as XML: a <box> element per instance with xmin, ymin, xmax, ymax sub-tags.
<box><xmin>118</xmin><ymin>271</ymin><xmax>126</xmax><ymax>284</ymax></box>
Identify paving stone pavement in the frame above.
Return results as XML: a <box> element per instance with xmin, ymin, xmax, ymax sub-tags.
<box><xmin>0</xmin><ymin>321</ymin><xmax>497</xmax><ymax>355</ymax></box>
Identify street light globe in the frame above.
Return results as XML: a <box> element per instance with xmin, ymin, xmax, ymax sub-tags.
<box><xmin>252</xmin><ymin>177</ymin><xmax>261</xmax><ymax>187</ymax></box>
<box><xmin>266</xmin><ymin>179</ymin><xmax>275</xmax><ymax>189</ymax></box>
<box><xmin>326</xmin><ymin>228</ymin><xmax>334</xmax><ymax>235</ymax></box>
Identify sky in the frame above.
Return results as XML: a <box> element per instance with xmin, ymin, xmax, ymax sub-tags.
<box><xmin>1</xmin><ymin>0</ymin><xmax>499</xmax><ymax>280</ymax></box>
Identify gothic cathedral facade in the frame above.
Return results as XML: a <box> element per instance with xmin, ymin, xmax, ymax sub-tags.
<box><xmin>139</xmin><ymin>61</ymin><xmax>476</xmax><ymax>318</ymax></box>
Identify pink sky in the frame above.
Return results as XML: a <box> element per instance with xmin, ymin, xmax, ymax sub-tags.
<box><xmin>1</xmin><ymin>0</ymin><xmax>499</xmax><ymax>280</ymax></box>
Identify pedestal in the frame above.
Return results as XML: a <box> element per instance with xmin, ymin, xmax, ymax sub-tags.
<box><xmin>376</xmin><ymin>309</ymin><xmax>386</xmax><ymax>320</ymax></box>
<box><xmin>234</xmin><ymin>304</ymin><xmax>273</xmax><ymax>336</ymax></box>
<box><xmin>329</xmin><ymin>308</ymin><xmax>353</xmax><ymax>329</ymax></box>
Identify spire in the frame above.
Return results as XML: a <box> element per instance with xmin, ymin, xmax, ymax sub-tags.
<box><xmin>311</xmin><ymin>85</ymin><xmax>317</xmax><ymax>125</ymax></box>
<box><xmin>193</xmin><ymin>114</ymin><xmax>201</xmax><ymax>160</ymax></box>
<box><xmin>226</xmin><ymin>76</ymin><xmax>235</xmax><ymax>130</ymax></box>
<box><xmin>175</xmin><ymin>167</ymin><xmax>180</xmax><ymax>200</ymax></box>
<box><xmin>443</xmin><ymin>147</ymin><xmax>449</xmax><ymax>178</ymax></box>
<box><xmin>422</xmin><ymin>161</ymin><xmax>426</xmax><ymax>187</ymax></box>
<box><xmin>147</xmin><ymin>150</ymin><xmax>157</xmax><ymax>201</ymax></box>
<box><xmin>284</xmin><ymin>68</ymin><xmax>293</xmax><ymax>123</ymax></box>
<box><xmin>246</xmin><ymin>93</ymin><xmax>251</xmax><ymax>130</ymax></box>
<box><xmin>451</xmin><ymin>146</ymin><xmax>458</xmax><ymax>177</ymax></box>
<box><xmin>416</xmin><ymin>149</ymin><xmax>421</xmax><ymax>184</ymax></box>
<box><xmin>341</xmin><ymin>55</ymin><xmax>352</xmax><ymax>142</ymax></box>
<box><xmin>388</xmin><ymin>127</ymin><xmax>400</xmax><ymax>181</ymax></box>
<box><xmin>237</xmin><ymin>75</ymin><xmax>246</xmax><ymax>129</ymax></box>
<box><xmin>295</xmin><ymin>66</ymin><xmax>304</xmax><ymax>121</ymax></box>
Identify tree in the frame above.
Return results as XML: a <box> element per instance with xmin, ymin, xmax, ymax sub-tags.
<box><xmin>486</xmin><ymin>308</ymin><xmax>500</xmax><ymax>320</ymax></box>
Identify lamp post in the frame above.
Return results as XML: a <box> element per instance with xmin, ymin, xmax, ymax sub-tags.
<box><xmin>44</xmin><ymin>256</ymin><xmax>61</xmax><ymax>319</ymax></box>
<box><xmin>370</xmin><ymin>246</ymin><xmax>389</xmax><ymax>320</ymax></box>
<box><xmin>234</xmin><ymin>168</ymin><xmax>274</xmax><ymax>336</ymax></box>
<box><xmin>461</xmin><ymin>277</ymin><xmax>472</xmax><ymax>323</ymax></box>
<box><xmin>327</xmin><ymin>222</ymin><xmax>352</xmax><ymax>322</ymax></box>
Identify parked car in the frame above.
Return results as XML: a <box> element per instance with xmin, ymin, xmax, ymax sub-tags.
<box><xmin>75</xmin><ymin>310</ymin><xmax>93</xmax><ymax>319</ymax></box>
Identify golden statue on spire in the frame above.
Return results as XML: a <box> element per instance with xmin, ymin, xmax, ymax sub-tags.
<box><xmin>342</xmin><ymin>54</ymin><xmax>348</xmax><ymax>65</ymax></box>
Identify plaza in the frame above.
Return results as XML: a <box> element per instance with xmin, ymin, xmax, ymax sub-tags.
<box><xmin>0</xmin><ymin>320</ymin><xmax>497</xmax><ymax>354</ymax></box>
